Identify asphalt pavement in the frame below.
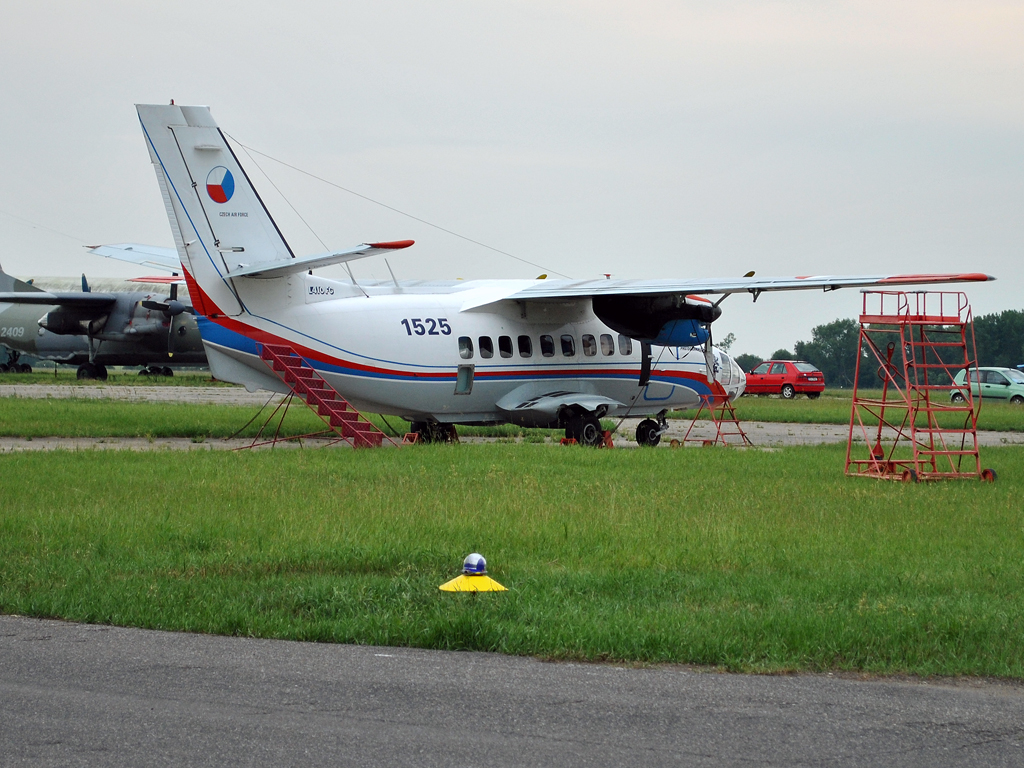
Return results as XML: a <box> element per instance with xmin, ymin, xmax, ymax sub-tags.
<box><xmin>2</xmin><ymin>615</ymin><xmax>1023</xmax><ymax>767</ymax></box>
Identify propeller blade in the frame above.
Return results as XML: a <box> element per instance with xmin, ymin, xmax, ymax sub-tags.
<box><xmin>142</xmin><ymin>299</ymin><xmax>186</xmax><ymax>316</ymax></box>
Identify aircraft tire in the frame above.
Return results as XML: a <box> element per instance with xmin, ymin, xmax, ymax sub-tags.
<box><xmin>410</xmin><ymin>421</ymin><xmax>443</xmax><ymax>444</ymax></box>
<box><xmin>0</xmin><ymin>363</ymin><xmax>8</xmax><ymax>373</ymax></box>
<box><xmin>18</xmin><ymin>364</ymin><xmax>32</xmax><ymax>374</ymax></box>
<box><xmin>635</xmin><ymin>419</ymin><xmax>661</xmax><ymax>447</ymax></box>
<box><xmin>570</xmin><ymin>412</ymin><xmax>603</xmax><ymax>447</ymax></box>
<box><xmin>77</xmin><ymin>363</ymin><xmax>97</xmax><ymax>380</ymax></box>
<box><xmin>96</xmin><ymin>364</ymin><xmax>108</xmax><ymax>381</ymax></box>
<box><xmin>161</xmin><ymin>367</ymin><xmax>174</xmax><ymax>377</ymax></box>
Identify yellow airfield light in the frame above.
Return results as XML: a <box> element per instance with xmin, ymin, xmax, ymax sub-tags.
<box><xmin>439</xmin><ymin>553</ymin><xmax>507</xmax><ymax>592</ymax></box>
<box><xmin>439</xmin><ymin>573</ymin><xmax>507</xmax><ymax>592</ymax></box>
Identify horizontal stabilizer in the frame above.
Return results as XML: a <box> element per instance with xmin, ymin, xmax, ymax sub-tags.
<box><xmin>227</xmin><ymin>240</ymin><xmax>414</xmax><ymax>279</ymax></box>
<box><xmin>88</xmin><ymin>244</ymin><xmax>180</xmax><ymax>273</ymax></box>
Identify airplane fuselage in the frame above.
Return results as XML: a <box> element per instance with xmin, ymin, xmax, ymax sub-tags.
<box><xmin>201</xmin><ymin>273</ymin><xmax>745</xmax><ymax>425</ymax></box>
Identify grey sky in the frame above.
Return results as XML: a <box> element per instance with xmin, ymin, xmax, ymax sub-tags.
<box><xmin>1</xmin><ymin>1</ymin><xmax>1020</xmax><ymax>358</ymax></box>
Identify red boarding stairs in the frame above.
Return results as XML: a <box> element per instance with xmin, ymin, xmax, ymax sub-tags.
<box><xmin>246</xmin><ymin>343</ymin><xmax>398</xmax><ymax>449</ymax></box>
<box><xmin>681</xmin><ymin>383</ymin><xmax>752</xmax><ymax>447</ymax></box>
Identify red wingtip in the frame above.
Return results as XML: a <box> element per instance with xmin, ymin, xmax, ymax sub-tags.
<box><xmin>880</xmin><ymin>273</ymin><xmax>994</xmax><ymax>284</ymax></box>
<box><xmin>367</xmin><ymin>240</ymin><xmax>415</xmax><ymax>250</ymax></box>
<box><xmin>127</xmin><ymin>276</ymin><xmax>184</xmax><ymax>284</ymax></box>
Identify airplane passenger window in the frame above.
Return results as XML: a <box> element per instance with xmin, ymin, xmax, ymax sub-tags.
<box><xmin>479</xmin><ymin>336</ymin><xmax>494</xmax><ymax>359</ymax></box>
<box><xmin>498</xmin><ymin>335</ymin><xmax>513</xmax><ymax>358</ymax></box>
<box><xmin>561</xmin><ymin>335</ymin><xmax>576</xmax><ymax>356</ymax></box>
<box><xmin>540</xmin><ymin>335</ymin><xmax>555</xmax><ymax>357</ymax></box>
<box><xmin>600</xmin><ymin>334</ymin><xmax>615</xmax><ymax>355</ymax></box>
<box><xmin>582</xmin><ymin>334</ymin><xmax>597</xmax><ymax>356</ymax></box>
<box><xmin>458</xmin><ymin>336</ymin><xmax>474</xmax><ymax>359</ymax></box>
<box><xmin>518</xmin><ymin>335</ymin><xmax>533</xmax><ymax>357</ymax></box>
<box><xmin>618</xmin><ymin>335</ymin><xmax>632</xmax><ymax>356</ymax></box>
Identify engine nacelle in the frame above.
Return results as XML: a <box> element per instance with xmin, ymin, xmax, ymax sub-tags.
<box><xmin>592</xmin><ymin>294</ymin><xmax>721</xmax><ymax>347</ymax></box>
<box><xmin>38</xmin><ymin>309</ymin><xmax>108</xmax><ymax>336</ymax></box>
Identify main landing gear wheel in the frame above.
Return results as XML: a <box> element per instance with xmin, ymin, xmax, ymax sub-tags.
<box><xmin>635</xmin><ymin>418</ymin><xmax>662</xmax><ymax>447</ymax></box>
<box><xmin>76</xmin><ymin>362</ymin><xmax>108</xmax><ymax>381</ymax></box>
<box><xmin>566</xmin><ymin>412</ymin><xmax>603</xmax><ymax>447</ymax></box>
<box><xmin>410</xmin><ymin>421</ymin><xmax>454</xmax><ymax>444</ymax></box>
<box><xmin>780</xmin><ymin>384</ymin><xmax>796</xmax><ymax>399</ymax></box>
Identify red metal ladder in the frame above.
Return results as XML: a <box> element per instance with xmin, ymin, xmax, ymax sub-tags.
<box><xmin>681</xmin><ymin>383</ymin><xmax>752</xmax><ymax>447</ymax></box>
<box><xmin>251</xmin><ymin>343</ymin><xmax>398</xmax><ymax>449</ymax></box>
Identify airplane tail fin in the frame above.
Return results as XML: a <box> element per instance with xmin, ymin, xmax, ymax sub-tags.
<box><xmin>136</xmin><ymin>104</ymin><xmax>295</xmax><ymax>317</ymax></box>
<box><xmin>0</xmin><ymin>263</ymin><xmax>44</xmax><ymax>294</ymax></box>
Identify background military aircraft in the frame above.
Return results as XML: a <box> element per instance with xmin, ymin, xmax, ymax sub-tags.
<box><xmin>0</xmin><ymin>255</ymin><xmax>205</xmax><ymax>378</ymax></box>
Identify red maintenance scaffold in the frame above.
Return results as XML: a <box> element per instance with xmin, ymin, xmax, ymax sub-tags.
<box><xmin>845</xmin><ymin>291</ymin><xmax>995</xmax><ymax>483</ymax></box>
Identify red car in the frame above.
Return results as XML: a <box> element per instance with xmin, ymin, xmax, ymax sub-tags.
<box><xmin>744</xmin><ymin>360</ymin><xmax>825</xmax><ymax>399</ymax></box>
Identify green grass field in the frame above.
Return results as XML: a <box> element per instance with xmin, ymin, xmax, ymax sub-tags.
<box><xmin>0</xmin><ymin>388</ymin><xmax>1019</xmax><ymax>440</ymax></box>
<box><xmin>1</xmin><ymin>443</ymin><xmax>1021</xmax><ymax>677</ymax></box>
<box><xmin>0</xmin><ymin>367</ymin><xmax>230</xmax><ymax>386</ymax></box>
<box><xmin>698</xmin><ymin>390</ymin><xmax>1024</xmax><ymax>432</ymax></box>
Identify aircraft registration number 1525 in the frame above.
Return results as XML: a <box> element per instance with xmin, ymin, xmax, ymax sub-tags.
<box><xmin>400</xmin><ymin>318</ymin><xmax>452</xmax><ymax>336</ymax></box>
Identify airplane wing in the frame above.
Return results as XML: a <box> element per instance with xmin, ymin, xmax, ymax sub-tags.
<box><xmin>461</xmin><ymin>270</ymin><xmax>995</xmax><ymax>350</ymax></box>
<box><xmin>460</xmin><ymin>272</ymin><xmax>995</xmax><ymax>310</ymax></box>
<box><xmin>88</xmin><ymin>243</ymin><xmax>181</xmax><ymax>272</ymax></box>
<box><xmin>0</xmin><ymin>292</ymin><xmax>118</xmax><ymax>307</ymax></box>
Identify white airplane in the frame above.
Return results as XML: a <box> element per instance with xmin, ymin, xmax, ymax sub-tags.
<box><xmin>135</xmin><ymin>103</ymin><xmax>994</xmax><ymax>446</ymax></box>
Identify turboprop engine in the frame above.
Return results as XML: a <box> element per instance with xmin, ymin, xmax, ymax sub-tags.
<box><xmin>592</xmin><ymin>294</ymin><xmax>722</xmax><ymax>347</ymax></box>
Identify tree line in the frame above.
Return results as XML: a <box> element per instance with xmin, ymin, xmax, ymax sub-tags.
<box><xmin>732</xmin><ymin>310</ymin><xmax>1024</xmax><ymax>389</ymax></box>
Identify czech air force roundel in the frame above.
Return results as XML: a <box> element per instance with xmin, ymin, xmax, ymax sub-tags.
<box><xmin>206</xmin><ymin>166</ymin><xmax>235</xmax><ymax>204</ymax></box>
